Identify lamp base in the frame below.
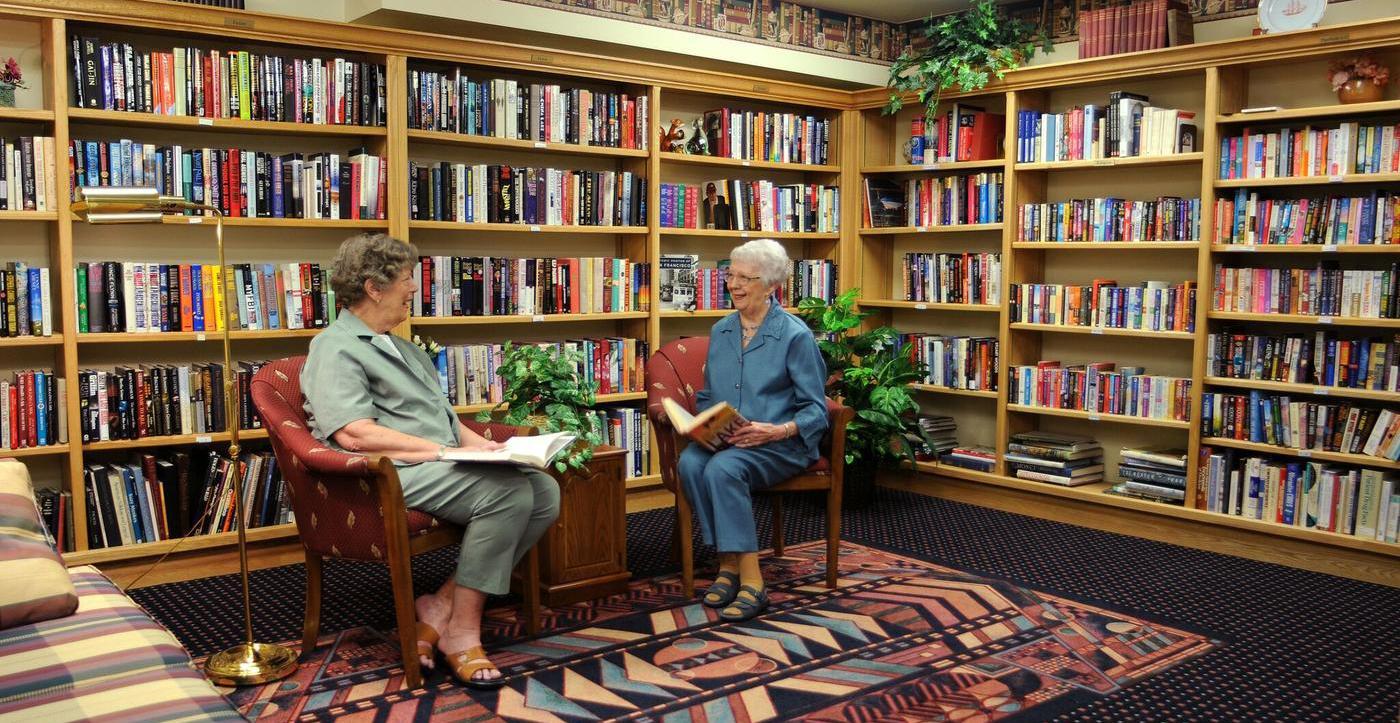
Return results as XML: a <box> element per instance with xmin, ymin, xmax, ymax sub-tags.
<box><xmin>204</xmin><ymin>642</ymin><xmax>298</xmax><ymax>686</ymax></box>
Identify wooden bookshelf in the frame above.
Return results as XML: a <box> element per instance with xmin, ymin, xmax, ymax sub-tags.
<box><xmin>910</xmin><ymin>384</ymin><xmax>998</xmax><ymax>399</ymax></box>
<box><xmin>67</xmin><ymin>107</ymin><xmax>388</xmax><ymax>137</ymax></box>
<box><xmin>1203</xmin><ymin>376</ymin><xmax>1400</xmax><ymax>404</ymax></box>
<box><xmin>1217</xmin><ymin>99</ymin><xmax>1400</xmax><ymax>124</ymax></box>
<box><xmin>83</xmin><ymin>429</ymin><xmax>271</xmax><ymax>452</ymax></box>
<box><xmin>408</xmin><ymin>220</ymin><xmax>648</xmax><ymax>234</ymax></box>
<box><xmin>858</xmin><ymin>299</ymin><xmax>1000</xmax><ymax>313</ymax></box>
<box><xmin>453</xmin><ymin>391</ymin><xmax>647</xmax><ymax>415</ymax></box>
<box><xmin>1015</xmin><ymin>152</ymin><xmax>1204</xmax><ymax>171</ymax></box>
<box><xmin>1009</xmin><ymin>322</ymin><xmax>1196</xmax><ymax>340</ymax></box>
<box><xmin>76</xmin><ymin>329</ymin><xmax>323</xmax><ymax>344</ymax></box>
<box><xmin>862</xmin><ymin>159</ymin><xmax>1005</xmax><ymax>174</ymax></box>
<box><xmin>0</xmin><ymin>444</ymin><xmax>72</xmax><ymax>459</ymax></box>
<box><xmin>1011</xmin><ymin>241</ymin><xmax>1200</xmax><ymax>250</ymax></box>
<box><xmin>0</xmin><ymin>107</ymin><xmax>54</xmax><ymax>122</ymax></box>
<box><xmin>411</xmin><ymin>311</ymin><xmax>650</xmax><ymax>326</ymax></box>
<box><xmin>1208</xmin><ymin>311</ymin><xmax>1400</xmax><ymax>328</ymax></box>
<box><xmin>1211</xmin><ymin>244</ymin><xmax>1400</xmax><ymax>254</ymax></box>
<box><xmin>0</xmin><ymin>210</ymin><xmax>59</xmax><ymax>221</ymax></box>
<box><xmin>1006</xmin><ymin>404</ymin><xmax>1192</xmax><ymax>429</ymax></box>
<box><xmin>860</xmin><ymin>223</ymin><xmax>1003</xmax><ymax>235</ymax></box>
<box><xmin>1200</xmin><ymin>437</ymin><xmax>1400</xmax><ymax>471</ymax></box>
<box><xmin>407</xmin><ymin>128</ymin><xmax>649</xmax><ymax>159</ymax></box>
<box><xmin>660</xmin><ymin>151</ymin><xmax>838</xmax><ymax>173</ymax></box>
<box><xmin>0</xmin><ymin>335</ymin><xmax>63</xmax><ymax>348</ymax></box>
<box><xmin>1216</xmin><ymin>172</ymin><xmax>1400</xmax><ymax>188</ymax></box>
<box><xmin>660</xmin><ymin>228</ymin><xmax>840</xmax><ymax>240</ymax></box>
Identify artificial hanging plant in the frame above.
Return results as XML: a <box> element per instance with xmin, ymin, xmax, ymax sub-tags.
<box><xmin>885</xmin><ymin>0</ymin><xmax>1047</xmax><ymax>119</ymax></box>
<box><xmin>476</xmin><ymin>342</ymin><xmax>604</xmax><ymax>471</ymax></box>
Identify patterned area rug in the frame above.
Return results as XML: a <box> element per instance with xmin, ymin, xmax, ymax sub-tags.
<box><xmin>212</xmin><ymin>541</ymin><xmax>1218</xmax><ymax>722</ymax></box>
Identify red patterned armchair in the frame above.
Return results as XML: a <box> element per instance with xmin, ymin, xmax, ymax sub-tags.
<box><xmin>250</xmin><ymin>356</ymin><xmax>540</xmax><ymax>690</ymax></box>
<box><xmin>645</xmin><ymin>337</ymin><xmax>853</xmax><ymax>596</ymax></box>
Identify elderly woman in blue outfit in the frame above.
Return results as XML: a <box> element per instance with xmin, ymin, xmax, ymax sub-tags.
<box><xmin>678</xmin><ymin>238</ymin><xmax>829</xmax><ymax>622</ymax></box>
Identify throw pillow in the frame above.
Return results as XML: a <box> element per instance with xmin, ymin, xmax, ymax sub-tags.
<box><xmin>0</xmin><ymin>459</ymin><xmax>79</xmax><ymax>630</ymax></box>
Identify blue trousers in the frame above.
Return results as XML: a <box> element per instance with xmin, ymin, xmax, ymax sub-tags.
<box><xmin>678</xmin><ymin>441</ymin><xmax>808</xmax><ymax>553</ymax></box>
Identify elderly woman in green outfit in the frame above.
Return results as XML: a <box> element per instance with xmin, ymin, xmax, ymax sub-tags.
<box><xmin>301</xmin><ymin>233</ymin><xmax>560</xmax><ymax>690</ymax></box>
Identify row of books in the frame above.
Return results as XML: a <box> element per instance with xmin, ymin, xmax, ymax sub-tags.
<box><xmin>700</xmin><ymin>108</ymin><xmax>831</xmax><ymax>165</ymax></box>
<box><xmin>1213</xmin><ymin>191</ymin><xmax>1400</xmax><ymax>246</ymax></box>
<box><xmin>70</xmin><ymin>36</ymin><xmax>386</xmax><ymax>126</ymax></box>
<box><xmin>1009</xmin><ymin>362</ymin><xmax>1192</xmax><ymax>422</ymax></box>
<box><xmin>1016</xmin><ymin>101</ymin><xmax>1197</xmax><ymax>163</ymax></box>
<box><xmin>69</xmin><ymin>141</ymin><xmax>388</xmax><ymax>220</ymax></box>
<box><xmin>1211</xmin><ymin>263</ymin><xmax>1399</xmax><ymax>319</ymax></box>
<box><xmin>654</xmin><ymin>255</ymin><xmax>836</xmax><ymax>311</ymax></box>
<box><xmin>901</xmin><ymin>252</ymin><xmax>1001</xmax><ymax>305</ymax></box>
<box><xmin>585</xmin><ymin>407</ymin><xmax>651</xmax><ymax>479</ymax></box>
<box><xmin>83</xmin><ymin>450</ymin><xmax>291</xmax><ymax>551</ymax></box>
<box><xmin>1196</xmin><ymin>448</ymin><xmax>1399</xmax><ymax>541</ymax></box>
<box><xmin>658</xmin><ymin>180</ymin><xmax>839</xmax><ymax>233</ymax></box>
<box><xmin>1078</xmin><ymin>0</ymin><xmax>1193</xmax><ymax>60</ymax></box>
<box><xmin>1009</xmin><ymin>280</ymin><xmax>1197</xmax><ymax>333</ymax></box>
<box><xmin>412</xmin><ymin>256</ymin><xmax>648</xmax><ymax>317</ymax></box>
<box><xmin>77</xmin><ymin>362</ymin><xmax>263</xmax><ymax>443</ymax></box>
<box><xmin>75</xmin><ymin>261</ymin><xmax>336</xmax><ymax>334</ymax></box>
<box><xmin>908</xmin><ymin>105</ymin><xmax>1003</xmax><ymax>164</ymax></box>
<box><xmin>901</xmin><ymin>334</ymin><xmax>998</xmax><ymax>393</ymax></box>
<box><xmin>1</xmin><ymin>136</ymin><xmax>57</xmax><ymax>211</ymax></box>
<box><xmin>407</xmin><ymin>70</ymin><xmax>648</xmax><ymax>150</ymax></box>
<box><xmin>428</xmin><ymin>338</ymin><xmax>648</xmax><ymax>406</ymax></box>
<box><xmin>1</xmin><ymin>263</ymin><xmax>53</xmax><ymax>338</ymax></box>
<box><xmin>1107</xmin><ymin>447</ymin><xmax>1189</xmax><ymax>503</ymax></box>
<box><xmin>1207</xmin><ymin>330</ymin><xmax>1399</xmax><ymax>392</ymax></box>
<box><xmin>1016</xmin><ymin>196</ymin><xmax>1200</xmax><ymax>244</ymax></box>
<box><xmin>2</xmin><ymin>370</ymin><xmax>66</xmax><ymax>451</ymax></box>
<box><xmin>408</xmin><ymin>163</ymin><xmax>645</xmax><ymax>227</ymax></box>
<box><xmin>32</xmin><ymin>488</ymin><xmax>72</xmax><ymax>552</ymax></box>
<box><xmin>1006</xmin><ymin>431</ymin><xmax>1104</xmax><ymax>487</ymax></box>
<box><xmin>1219</xmin><ymin>122</ymin><xmax>1400</xmax><ymax>180</ymax></box>
<box><xmin>862</xmin><ymin>174</ymin><xmax>1004</xmax><ymax>228</ymax></box>
<box><xmin>1200</xmin><ymin>390</ymin><xmax>1400</xmax><ymax>462</ymax></box>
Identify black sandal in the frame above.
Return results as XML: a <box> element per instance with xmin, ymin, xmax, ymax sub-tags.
<box><xmin>718</xmin><ymin>585</ymin><xmax>769</xmax><ymax>622</ymax></box>
<box><xmin>702</xmin><ymin>570</ymin><xmax>740</xmax><ymax>609</ymax></box>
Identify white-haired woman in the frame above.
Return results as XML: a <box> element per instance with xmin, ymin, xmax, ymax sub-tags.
<box><xmin>676</xmin><ymin>239</ymin><xmax>829</xmax><ymax>622</ymax></box>
<box><xmin>301</xmin><ymin>233</ymin><xmax>559</xmax><ymax>689</ymax></box>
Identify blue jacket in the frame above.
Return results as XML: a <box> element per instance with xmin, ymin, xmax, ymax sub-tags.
<box><xmin>696</xmin><ymin>301</ymin><xmax>829</xmax><ymax>464</ymax></box>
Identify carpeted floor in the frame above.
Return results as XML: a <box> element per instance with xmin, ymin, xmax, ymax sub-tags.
<box><xmin>130</xmin><ymin>487</ymin><xmax>1400</xmax><ymax>722</ymax></box>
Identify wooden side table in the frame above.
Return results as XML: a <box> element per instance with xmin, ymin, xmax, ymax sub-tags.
<box><xmin>538</xmin><ymin>446</ymin><xmax>630</xmax><ymax>606</ymax></box>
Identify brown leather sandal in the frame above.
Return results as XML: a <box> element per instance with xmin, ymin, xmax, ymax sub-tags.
<box><xmin>444</xmin><ymin>645</ymin><xmax>506</xmax><ymax>690</ymax></box>
<box><xmin>415</xmin><ymin>621</ymin><xmax>440</xmax><ymax>669</ymax></box>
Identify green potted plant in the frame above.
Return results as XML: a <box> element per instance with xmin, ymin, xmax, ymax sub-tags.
<box><xmin>796</xmin><ymin>289</ymin><xmax>929</xmax><ymax>507</ymax></box>
<box><xmin>885</xmin><ymin>0</ymin><xmax>1046</xmax><ymax>119</ymax></box>
<box><xmin>475</xmin><ymin>342</ymin><xmax>604</xmax><ymax>471</ymax></box>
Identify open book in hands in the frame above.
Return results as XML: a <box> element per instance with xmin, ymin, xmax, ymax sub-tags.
<box><xmin>661</xmin><ymin>397</ymin><xmax>749</xmax><ymax>451</ymax></box>
<box><xmin>440</xmin><ymin>431</ymin><xmax>577</xmax><ymax>470</ymax></box>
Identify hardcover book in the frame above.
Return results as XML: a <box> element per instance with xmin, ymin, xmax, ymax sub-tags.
<box><xmin>661</xmin><ymin>397</ymin><xmax>749</xmax><ymax>452</ymax></box>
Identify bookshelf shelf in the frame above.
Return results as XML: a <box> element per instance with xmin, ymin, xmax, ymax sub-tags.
<box><xmin>862</xmin><ymin>159</ymin><xmax>1005</xmax><ymax>174</ymax></box>
<box><xmin>1211</xmin><ymin>244</ymin><xmax>1400</xmax><ymax>254</ymax></box>
<box><xmin>1006</xmin><ymin>404</ymin><xmax>1192</xmax><ymax>429</ymax></box>
<box><xmin>1217</xmin><ymin>99</ymin><xmax>1400</xmax><ymax>124</ymax></box>
<box><xmin>76</xmin><ymin>329</ymin><xmax>323</xmax><ymax>344</ymax></box>
<box><xmin>408</xmin><ymin>220</ymin><xmax>648</xmax><ymax>234</ymax></box>
<box><xmin>660</xmin><ymin>309</ymin><xmax>730</xmax><ymax>318</ymax></box>
<box><xmin>83</xmin><ymin>428</ymin><xmax>270</xmax><ymax>452</ymax></box>
<box><xmin>660</xmin><ymin>228</ymin><xmax>840</xmax><ymax>240</ymax></box>
<box><xmin>625</xmin><ymin>472</ymin><xmax>662</xmax><ymax>490</ymax></box>
<box><xmin>913</xmin><ymin>460</ymin><xmax>1004</xmax><ymax>484</ymax></box>
<box><xmin>411</xmin><ymin>311</ymin><xmax>649</xmax><ymax>326</ymax></box>
<box><xmin>1016</xmin><ymin>152</ymin><xmax>1205</xmax><ymax>171</ymax></box>
<box><xmin>1011</xmin><ymin>241</ymin><xmax>1200</xmax><ymax>250</ymax></box>
<box><xmin>1009</xmin><ymin>322</ymin><xmax>1196</xmax><ymax>340</ymax></box>
<box><xmin>453</xmin><ymin>390</ymin><xmax>647</xmax><ymax>415</ymax></box>
<box><xmin>1215</xmin><ymin>172</ymin><xmax>1400</xmax><ymax>188</ymax></box>
<box><xmin>858</xmin><ymin>299</ymin><xmax>1000</xmax><ymax>313</ymax></box>
<box><xmin>0</xmin><ymin>210</ymin><xmax>59</xmax><ymax>221</ymax></box>
<box><xmin>0</xmin><ymin>335</ymin><xmax>62</xmax><ymax>348</ymax></box>
<box><xmin>169</xmin><ymin>216</ymin><xmax>390</xmax><ymax>229</ymax></box>
<box><xmin>0</xmin><ymin>445</ymin><xmax>71</xmax><ymax>459</ymax></box>
<box><xmin>66</xmin><ymin>108</ymin><xmax>389</xmax><ymax>137</ymax></box>
<box><xmin>0</xmin><ymin>107</ymin><xmax>54</xmax><ymax>122</ymax></box>
<box><xmin>406</xmin><ymin>128</ymin><xmax>648</xmax><ymax>158</ymax></box>
<box><xmin>909</xmin><ymin>383</ymin><xmax>998</xmax><ymax>399</ymax></box>
<box><xmin>659</xmin><ymin>152</ymin><xmax>838</xmax><ymax>173</ymax></box>
<box><xmin>861</xmin><ymin>223</ymin><xmax>1003</xmax><ymax>235</ymax></box>
<box><xmin>1200</xmin><ymin>436</ymin><xmax>1400</xmax><ymax>471</ymax></box>
<box><xmin>1208</xmin><ymin>311</ymin><xmax>1400</xmax><ymax>328</ymax></box>
<box><xmin>1203</xmin><ymin>376</ymin><xmax>1400</xmax><ymax>403</ymax></box>
<box><xmin>64</xmin><ymin>522</ymin><xmax>299</xmax><ymax>566</ymax></box>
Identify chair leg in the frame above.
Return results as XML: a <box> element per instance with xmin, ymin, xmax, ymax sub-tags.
<box><xmin>522</xmin><ymin>546</ymin><xmax>541</xmax><ymax>636</ymax></box>
<box><xmin>770</xmin><ymin>497</ymin><xmax>785</xmax><ymax>557</ymax></box>
<box><xmin>302</xmin><ymin>551</ymin><xmax>322</xmax><ymax>656</ymax></box>
<box><xmin>675</xmin><ymin>490</ymin><xmax>695</xmax><ymax>598</ymax></box>
<box><xmin>385</xmin><ymin>550</ymin><xmax>423</xmax><ymax>689</ymax></box>
<box><xmin>825</xmin><ymin>488</ymin><xmax>841</xmax><ymax>589</ymax></box>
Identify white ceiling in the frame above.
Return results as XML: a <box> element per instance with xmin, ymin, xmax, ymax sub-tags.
<box><xmin>799</xmin><ymin>0</ymin><xmax>983</xmax><ymax>24</ymax></box>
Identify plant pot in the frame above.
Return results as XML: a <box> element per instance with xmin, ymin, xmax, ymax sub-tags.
<box><xmin>0</xmin><ymin>83</ymin><xmax>15</xmax><ymax>108</ymax></box>
<box><xmin>1337</xmin><ymin>78</ymin><xmax>1385</xmax><ymax>104</ymax></box>
<box><xmin>843</xmin><ymin>457</ymin><xmax>878</xmax><ymax>509</ymax></box>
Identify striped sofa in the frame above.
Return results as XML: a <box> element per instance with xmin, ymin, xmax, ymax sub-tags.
<box><xmin>0</xmin><ymin>460</ymin><xmax>243</xmax><ymax>721</ymax></box>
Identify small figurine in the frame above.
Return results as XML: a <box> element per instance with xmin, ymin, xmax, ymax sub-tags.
<box><xmin>661</xmin><ymin>118</ymin><xmax>687</xmax><ymax>153</ymax></box>
<box><xmin>686</xmin><ymin>118</ymin><xmax>709</xmax><ymax>156</ymax></box>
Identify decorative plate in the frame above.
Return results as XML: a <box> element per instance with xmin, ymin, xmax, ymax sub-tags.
<box><xmin>1258</xmin><ymin>0</ymin><xmax>1326</xmax><ymax>33</ymax></box>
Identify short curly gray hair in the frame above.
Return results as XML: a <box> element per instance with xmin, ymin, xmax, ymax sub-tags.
<box><xmin>330</xmin><ymin>233</ymin><xmax>418</xmax><ymax>308</ymax></box>
<box><xmin>729</xmin><ymin>238</ymin><xmax>791</xmax><ymax>287</ymax></box>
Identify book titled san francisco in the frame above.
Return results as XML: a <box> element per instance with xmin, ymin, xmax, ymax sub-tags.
<box><xmin>661</xmin><ymin>397</ymin><xmax>749</xmax><ymax>451</ymax></box>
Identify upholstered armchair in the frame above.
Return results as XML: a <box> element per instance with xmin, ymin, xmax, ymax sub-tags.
<box><xmin>644</xmin><ymin>336</ymin><xmax>853</xmax><ymax>596</ymax></box>
<box><xmin>250</xmin><ymin>356</ymin><xmax>540</xmax><ymax>690</ymax></box>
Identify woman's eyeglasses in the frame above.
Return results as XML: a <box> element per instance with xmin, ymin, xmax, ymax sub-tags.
<box><xmin>723</xmin><ymin>271</ymin><xmax>761</xmax><ymax>285</ymax></box>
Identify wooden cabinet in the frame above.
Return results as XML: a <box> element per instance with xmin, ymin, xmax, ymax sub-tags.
<box><xmin>539</xmin><ymin>446</ymin><xmax>630</xmax><ymax>605</ymax></box>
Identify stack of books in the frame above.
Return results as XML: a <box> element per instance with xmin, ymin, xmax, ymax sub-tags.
<box><xmin>1005</xmin><ymin>431</ymin><xmax>1104</xmax><ymax>486</ymax></box>
<box><xmin>1107</xmin><ymin>447</ymin><xmax>1188</xmax><ymax>505</ymax></box>
<box><xmin>942</xmin><ymin>445</ymin><xmax>996</xmax><ymax>472</ymax></box>
<box><xmin>911</xmin><ymin>414</ymin><xmax>957</xmax><ymax>462</ymax></box>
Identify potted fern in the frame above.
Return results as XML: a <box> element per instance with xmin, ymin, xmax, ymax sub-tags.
<box><xmin>475</xmin><ymin>342</ymin><xmax>604</xmax><ymax>471</ymax></box>
<box><xmin>886</xmin><ymin>0</ymin><xmax>1046</xmax><ymax>119</ymax></box>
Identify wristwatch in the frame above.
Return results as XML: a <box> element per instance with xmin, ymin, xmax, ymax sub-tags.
<box><xmin>435</xmin><ymin>445</ymin><xmax>446</xmax><ymax>461</ymax></box>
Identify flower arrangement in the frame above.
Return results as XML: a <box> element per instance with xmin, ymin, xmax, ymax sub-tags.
<box><xmin>411</xmin><ymin>333</ymin><xmax>443</xmax><ymax>356</ymax></box>
<box><xmin>0</xmin><ymin>57</ymin><xmax>25</xmax><ymax>89</ymax></box>
<box><xmin>1328</xmin><ymin>55</ymin><xmax>1390</xmax><ymax>91</ymax></box>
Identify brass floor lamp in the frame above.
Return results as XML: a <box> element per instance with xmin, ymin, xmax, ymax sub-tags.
<box><xmin>72</xmin><ymin>186</ymin><xmax>297</xmax><ymax>686</ymax></box>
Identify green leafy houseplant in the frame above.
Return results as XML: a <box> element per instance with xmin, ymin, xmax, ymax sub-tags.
<box><xmin>475</xmin><ymin>342</ymin><xmax>604</xmax><ymax>471</ymax></box>
<box><xmin>796</xmin><ymin>289</ymin><xmax>929</xmax><ymax>504</ymax></box>
<box><xmin>886</xmin><ymin>0</ymin><xmax>1046</xmax><ymax>119</ymax></box>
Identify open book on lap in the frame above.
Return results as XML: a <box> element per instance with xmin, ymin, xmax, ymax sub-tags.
<box><xmin>441</xmin><ymin>431</ymin><xmax>576</xmax><ymax>470</ymax></box>
<box><xmin>662</xmin><ymin>397</ymin><xmax>749</xmax><ymax>451</ymax></box>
